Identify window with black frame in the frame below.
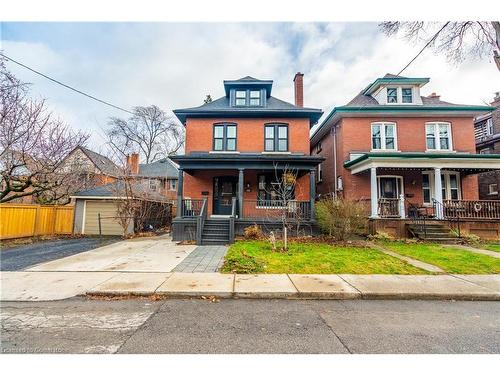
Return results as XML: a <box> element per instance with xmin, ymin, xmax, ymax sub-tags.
<box><xmin>213</xmin><ymin>123</ymin><xmax>237</xmax><ymax>151</ymax></box>
<box><xmin>264</xmin><ymin>124</ymin><xmax>288</xmax><ymax>152</ymax></box>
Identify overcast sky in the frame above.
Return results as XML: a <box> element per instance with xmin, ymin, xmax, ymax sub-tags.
<box><xmin>1</xmin><ymin>22</ymin><xmax>499</xmax><ymax>151</ymax></box>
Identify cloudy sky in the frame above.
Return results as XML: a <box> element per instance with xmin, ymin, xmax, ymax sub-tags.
<box><xmin>1</xmin><ymin>22</ymin><xmax>499</xmax><ymax>150</ymax></box>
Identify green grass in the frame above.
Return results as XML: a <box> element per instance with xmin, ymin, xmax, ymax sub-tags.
<box><xmin>221</xmin><ymin>240</ymin><xmax>429</xmax><ymax>274</ymax></box>
<box><xmin>379</xmin><ymin>241</ymin><xmax>500</xmax><ymax>274</ymax></box>
<box><xmin>479</xmin><ymin>243</ymin><xmax>500</xmax><ymax>253</ymax></box>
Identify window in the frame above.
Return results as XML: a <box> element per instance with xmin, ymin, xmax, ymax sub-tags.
<box><xmin>235</xmin><ymin>90</ymin><xmax>246</xmax><ymax>106</ymax></box>
<box><xmin>149</xmin><ymin>179</ymin><xmax>157</xmax><ymax>191</ymax></box>
<box><xmin>265</xmin><ymin>124</ymin><xmax>288</xmax><ymax>152</ymax></box>
<box><xmin>486</xmin><ymin>118</ymin><xmax>494</xmax><ymax>135</ymax></box>
<box><xmin>316</xmin><ymin>141</ymin><xmax>322</xmax><ymax>153</ymax></box>
<box><xmin>489</xmin><ymin>184</ymin><xmax>498</xmax><ymax>195</ymax></box>
<box><xmin>480</xmin><ymin>148</ymin><xmax>492</xmax><ymax>154</ymax></box>
<box><xmin>426</xmin><ymin>123</ymin><xmax>452</xmax><ymax>151</ymax></box>
<box><xmin>387</xmin><ymin>88</ymin><xmax>398</xmax><ymax>103</ymax></box>
<box><xmin>257</xmin><ymin>172</ymin><xmax>295</xmax><ymax>204</ymax></box>
<box><xmin>371</xmin><ymin>122</ymin><xmax>396</xmax><ymax>150</ymax></box>
<box><xmin>249</xmin><ymin>90</ymin><xmax>261</xmax><ymax>106</ymax></box>
<box><xmin>168</xmin><ymin>179</ymin><xmax>177</xmax><ymax>191</ymax></box>
<box><xmin>213</xmin><ymin>123</ymin><xmax>237</xmax><ymax>151</ymax></box>
<box><xmin>422</xmin><ymin>171</ymin><xmax>461</xmax><ymax>204</ymax></box>
<box><xmin>317</xmin><ymin>163</ymin><xmax>323</xmax><ymax>182</ymax></box>
<box><xmin>402</xmin><ymin>88</ymin><xmax>413</xmax><ymax>103</ymax></box>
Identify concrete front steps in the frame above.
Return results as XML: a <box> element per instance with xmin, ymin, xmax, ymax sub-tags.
<box><xmin>407</xmin><ymin>223</ymin><xmax>456</xmax><ymax>242</ymax></box>
<box><xmin>201</xmin><ymin>218</ymin><xmax>230</xmax><ymax>245</ymax></box>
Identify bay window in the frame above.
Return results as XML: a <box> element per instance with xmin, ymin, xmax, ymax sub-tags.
<box><xmin>371</xmin><ymin>122</ymin><xmax>397</xmax><ymax>150</ymax></box>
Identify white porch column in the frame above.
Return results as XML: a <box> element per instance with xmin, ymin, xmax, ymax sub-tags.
<box><xmin>399</xmin><ymin>194</ymin><xmax>406</xmax><ymax>219</ymax></box>
<box><xmin>370</xmin><ymin>167</ymin><xmax>378</xmax><ymax>218</ymax></box>
<box><xmin>434</xmin><ymin>167</ymin><xmax>444</xmax><ymax>219</ymax></box>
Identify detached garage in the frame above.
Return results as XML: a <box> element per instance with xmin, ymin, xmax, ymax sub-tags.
<box><xmin>72</xmin><ymin>182</ymin><xmax>173</xmax><ymax>236</ymax></box>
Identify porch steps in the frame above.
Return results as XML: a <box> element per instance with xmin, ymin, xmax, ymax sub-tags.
<box><xmin>407</xmin><ymin>223</ymin><xmax>456</xmax><ymax>242</ymax></box>
<box><xmin>201</xmin><ymin>219</ymin><xmax>230</xmax><ymax>245</ymax></box>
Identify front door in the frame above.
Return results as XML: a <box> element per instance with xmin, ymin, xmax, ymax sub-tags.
<box><xmin>378</xmin><ymin>177</ymin><xmax>403</xmax><ymax>217</ymax></box>
<box><xmin>213</xmin><ymin>176</ymin><xmax>237</xmax><ymax>215</ymax></box>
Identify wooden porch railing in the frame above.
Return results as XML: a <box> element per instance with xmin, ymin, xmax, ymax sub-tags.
<box><xmin>377</xmin><ymin>198</ymin><xmax>400</xmax><ymax>218</ymax></box>
<box><xmin>181</xmin><ymin>199</ymin><xmax>204</xmax><ymax>217</ymax></box>
<box><xmin>443</xmin><ymin>199</ymin><xmax>500</xmax><ymax>220</ymax></box>
<box><xmin>242</xmin><ymin>200</ymin><xmax>311</xmax><ymax>220</ymax></box>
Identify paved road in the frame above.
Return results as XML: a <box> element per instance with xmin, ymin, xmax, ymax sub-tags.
<box><xmin>1</xmin><ymin>298</ymin><xmax>498</xmax><ymax>354</ymax></box>
<box><xmin>0</xmin><ymin>237</ymin><xmax>119</xmax><ymax>271</ymax></box>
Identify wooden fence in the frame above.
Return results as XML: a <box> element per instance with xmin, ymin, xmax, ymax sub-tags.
<box><xmin>0</xmin><ymin>204</ymin><xmax>74</xmax><ymax>240</ymax></box>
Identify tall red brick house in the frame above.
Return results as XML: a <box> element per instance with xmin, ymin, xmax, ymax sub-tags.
<box><xmin>310</xmin><ymin>74</ymin><xmax>500</xmax><ymax>238</ymax></box>
<box><xmin>171</xmin><ymin>75</ymin><xmax>323</xmax><ymax>244</ymax></box>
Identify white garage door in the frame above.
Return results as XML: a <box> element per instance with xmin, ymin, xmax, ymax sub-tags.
<box><xmin>84</xmin><ymin>200</ymin><xmax>123</xmax><ymax>235</ymax></box>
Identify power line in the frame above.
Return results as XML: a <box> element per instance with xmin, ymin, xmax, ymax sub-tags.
<box><xmin>0</xmin><ymin>52</ymin><xmax>134</xmax><ymax>115</ymax></box>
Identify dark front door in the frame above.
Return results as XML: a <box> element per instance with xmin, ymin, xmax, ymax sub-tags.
<box><xmin>213</xmin><ymin>176</ymin><xmax>237</xmax><ymax>215</ymax></box>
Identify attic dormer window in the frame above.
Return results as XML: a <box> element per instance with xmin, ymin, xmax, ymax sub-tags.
<box><xmin>249</xmin><ymin>90</ymin><xmax>261</xmax><ymax>106</ymax></box>
<box><xmin>235</xmin><ymin>90</ymin><xmax>246</xmax><ymax>106</ymax></box>
<box><xmin>402</xmin><ymin>88</ymin><xmax>413</xmax><ymax>103</ymax></box>
<box><xmin>387</xmin><ymin>88</ymin><xmax>398</xmax><ymax>103</ymax></box>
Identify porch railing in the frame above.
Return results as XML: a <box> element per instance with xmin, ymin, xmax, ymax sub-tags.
<box><xmin>195</xmin><ymin>199</ymin><xmax>208</xmax><ymax>245</ymax></box>
<box><xmin>242</xmin><ymin>199</ymin><xmax>311</xmax><ymax>220</ymax></box>
<box><xmin>377</xmin><ymin>198</ymin><xmax>400</xmax><ymax>218</ymax></box>
<box><xmin>181</xmin><ymin>199</ymin><xmax>204</xmax><ymax>217</ymax></box>
<box><xmin>443</xmin><ymin>199</ymin><xmax>500</xmax><ymax>220</ymax></box>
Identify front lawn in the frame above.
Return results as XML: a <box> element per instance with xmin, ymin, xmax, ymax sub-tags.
<box><xmin>479</xmin><ymin>243</ymin><xmax>500</xmax><ymax>253</ymax></box>
<box><xmin>379</xmin><ymin>242</ymin><xmax>500</xmax><ymax>274</ymax></box>
<box><xmin>221</xmin><ymin>241</ymin><xmax>429</xmax><ymax>274</ymax></box>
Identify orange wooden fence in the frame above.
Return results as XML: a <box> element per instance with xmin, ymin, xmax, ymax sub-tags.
<box><xmin>0</xmin><ymin>204</ymin><xmax>74</xmax><ymax>240</ymax></box>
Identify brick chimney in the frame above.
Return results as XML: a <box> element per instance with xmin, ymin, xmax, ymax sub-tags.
<box><xmin>293</xmin><ymin>72</ymin><xmax>304</xmax><ymax>107</ymax></box>
<box><xmin>428</xmin><ymin>92</ymin><xmax>441</xmax><ymax>100</ymax></box>
<box><xmin>491</xmin><ymin>92</ymin><xmax>500</xmax><ymax>108</ymax></box>
<box><xmin>126</xmin><ymin>153</ymin><xmax>139</xmax><ymax>174</ymax></box>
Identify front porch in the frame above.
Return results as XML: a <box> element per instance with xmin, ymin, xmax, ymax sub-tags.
<box><xmin>170</xmin><ymin>153</ymin><xmax>323</xmax><ymax>244</ymax></box>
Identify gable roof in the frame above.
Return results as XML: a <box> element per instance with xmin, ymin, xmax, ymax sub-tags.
<box><xmin>77</xmin><ymin>147</ymin><xmax>121</xmax><ymax>176</ymax></box>
<box><xmin>138</xmin><ymin>157</ymin><xmax>178</xmax><ymax>178</ymax></box>
<box><xmin>362</xmin><ymin>74</ymin><xmax>430</xmax><ymax>95</ymax></box>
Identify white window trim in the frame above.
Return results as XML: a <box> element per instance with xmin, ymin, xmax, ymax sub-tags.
<box><xmin>386</xmin><ymin>87</ymin><xmax>398</xmax><ymax>104</ymax></box>
<box><xmin>371</xmin><ymin>122</ymin><xmax>398</xmax><ymax>151</ymax></box>
<box><xmin>488</xmin><ymin>183</ymin><xmax>498</xmax><ymax>195</ymax></box>
<box><xmin>401</xmin><ymin>86</ymin><xmax>413</xmax><ymax>104</ymax></box>
<box><xmin>317</xmin><ymin>163</ymin><xmax>323</xmax><ymax>182</ymax></box>
<box><xmin>376</xmin><ymin>175</ymin><xmax>404</xmax><ymax>199</ymax></box>
<box><xmin>425</xmin><ymin>122</ymin><xmax>453</xmax><ymax>152</ymax></box>
<box><xmin>384</xmin><ymin>86</ymin><xmax>415</xmax><ymax>105</ymax></box>
<box><xmin>422</xmin><ymin>170</ymin><xmax>461</xmax><ymax>206</ymax></box>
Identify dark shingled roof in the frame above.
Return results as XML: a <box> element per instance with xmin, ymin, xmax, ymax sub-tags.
<box><xmin>138</xmin><ymin>158</ymin><xmax>178</xmax><ymax>178</ymax></box>
<box><xmin>344</xmin><ymin>92</ymin><xmax>470</xmax><ymax>108</ymax></box>
<box><xmin>72</xmin><ymin>180</ymin><xmax>170</xmax><ymax>201</ymax></box>
<box><xmin>79</xmin><ymin>147</ymin><xmax>121</xmax><ymax>176</ymax></box>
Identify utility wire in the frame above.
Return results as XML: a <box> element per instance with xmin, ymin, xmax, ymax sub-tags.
<box><xmin>0</xmin><ymin>52</ymin><xmax>134</xmax><ymax>115</ymax></box>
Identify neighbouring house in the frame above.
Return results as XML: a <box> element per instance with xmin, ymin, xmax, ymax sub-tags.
<box><xmin>59</xmin><ymin>146</ymin><xmax>121</xmax><ymax>187</ymax></box>
<box><xmin>310</xmin><ymin>73</ymin><xmax>500</xmax><ymax>239</ymax></box>
<box><xmin>170</xmin><ymin>74</ymin><xmax>323</xmax><ymax>244</ymax></box>
<box><xmin>475</xmin><ymin>92</ymin><xmax>500</xmax><ymax>200</ymax></box>
<box><xmin>71</xmin><ymin>154</ymin><xmax>178</xmax><ymax>236</ymax></box>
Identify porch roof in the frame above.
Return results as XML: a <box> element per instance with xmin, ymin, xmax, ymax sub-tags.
<box><xmin>170</xmin><ymin>152</ymin><xmax>324</xmax><ymax>172</ymax></box>
<box><xmin>344</xmin><ymin>152</ymin><xmax>500</xmax><ymax>174</ymax></box>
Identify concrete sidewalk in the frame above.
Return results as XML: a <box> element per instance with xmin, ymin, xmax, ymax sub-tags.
<box><xmin>1</xmin><ymin>271</ymin><xmax>499</xmax><ymax>301</ymax></box>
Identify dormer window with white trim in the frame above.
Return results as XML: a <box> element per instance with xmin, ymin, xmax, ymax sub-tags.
<box><xmin>371</xmin><ymin>122</ymin><xmax>397</xmax><ymax>150</ymax></box>
<box><xmin>386</xmin><ymin>88</ymin><xmax>398</xmax><ymax>103</ymax></box>
<box><xmin>402</xmin><ymin>88</ymin><xmax>413</xmax><ymax>103</ymax></box>
<box><xmin>426</xmin><ymin>122</ymin><xmax>452</xmax><ymax>151</ymax></box>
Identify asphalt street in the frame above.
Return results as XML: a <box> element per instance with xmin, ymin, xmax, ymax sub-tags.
<box><xmin>1</xmin><ymin>298</ymin><xmax>499</xmax><ymax>354</ymax></box>
<box><xmin>0</xmin><ymin>237</ymin><xmax>119</xmax><ymax>271</ymax></box>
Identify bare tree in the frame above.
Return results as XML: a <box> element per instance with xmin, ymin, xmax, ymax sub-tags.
<box><xmin>0</xmin><ymin>57</ymin><xmax>89</xmax><ymax>204</ymax></box>
<box><xmin>380</xmin><ymin>21</ymin><xmax>500</xmax><ymax>69</ymax></box>
<box><xmin>106</xmin><ymin>105</ymin><xmax>184</xmax><ymax>164</ymax></box>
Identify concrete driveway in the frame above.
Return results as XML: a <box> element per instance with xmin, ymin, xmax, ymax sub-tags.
<box><xmin>1</xmin><ymin>237</ymin><xmax>120</xmax><ymax>271</ymax></box>
<box><xmin>26</xmin><ymin>236</ymin><xmax>196</xmax><ymax>273</ymax></box>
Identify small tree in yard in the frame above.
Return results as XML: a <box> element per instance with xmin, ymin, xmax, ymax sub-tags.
<box><xmin>316</xmin><ymin>197</ymin><xmax>368</xmax><ymax>241</ymax></box>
